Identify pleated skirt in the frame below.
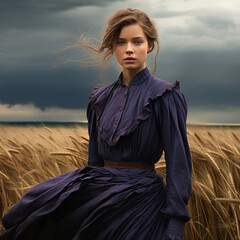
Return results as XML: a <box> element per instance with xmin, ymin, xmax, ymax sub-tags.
<box><xmin>0</xmin><ymin>166</ymin><xmax>169</xmax><ymax>240</ymax></box>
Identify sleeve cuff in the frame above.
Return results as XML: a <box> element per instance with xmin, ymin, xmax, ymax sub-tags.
<box><xmin>167</xmin><ymin>218</ymin><xmax>185</xmax><ymax>236</ymax></box>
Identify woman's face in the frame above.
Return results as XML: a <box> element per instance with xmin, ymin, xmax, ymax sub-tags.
<box><xmin>114</xmin><ymin>23</ymin><xmax>152</xmax><ymax>74</ymax></box>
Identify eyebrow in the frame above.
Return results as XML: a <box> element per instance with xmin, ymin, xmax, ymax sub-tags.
<box><xmin>117</xmin><ymin>37</ymin><xmax>144</xmax><ymax>40</ymax></box>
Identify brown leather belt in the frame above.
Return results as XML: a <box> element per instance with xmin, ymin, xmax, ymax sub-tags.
<box><xmin>104</xmin><ymin>161</ymin><xmax>155</xmax><ymax>170</ymax></box>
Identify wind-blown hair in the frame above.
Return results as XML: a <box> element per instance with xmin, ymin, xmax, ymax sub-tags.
<box><xmin>72</xmin><ymin>8</ymin><xmax>159</xmax><ymax>73</ymax></box>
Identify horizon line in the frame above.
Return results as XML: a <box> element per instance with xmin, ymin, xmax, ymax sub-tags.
<box><xmin>0</xmin><ymin>121</ymin><xmax>240</xmax><ymax>127</ymax></box>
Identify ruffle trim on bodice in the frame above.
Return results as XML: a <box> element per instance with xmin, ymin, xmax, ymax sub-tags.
<box><xmin>108</xmin><ymin>80</ymin><xmax>179</xmax><ymax>146</ymax></box>
<box><xmin>89</xmin><ymin>82</ymin><xmax>118</xmax><ymax>118</ymax></box>
<box><xmin>136</xmin><ymin>80</ymin><xmax>179</xmax><ymax>121</ymax></box>
<box><xmin>89</xmin><ymin>73</ymin><xmax>179</xmax><ymax>146</ymax></box>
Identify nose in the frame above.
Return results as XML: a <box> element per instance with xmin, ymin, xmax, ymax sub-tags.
<box><xmin>126</xmin><ymin>42</ymin><xmax>133</xmax><ymax>54</ymax></box>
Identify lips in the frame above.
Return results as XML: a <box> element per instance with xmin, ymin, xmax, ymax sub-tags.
<box><xmin>123</xmin><ymin>57</ymin><xmax>136</xmax><ymax>63</ymax></box>
<box><xmin>124</xmin><ymin>57</ymin><xmax>136</xmax><ymax>60</ymax></box>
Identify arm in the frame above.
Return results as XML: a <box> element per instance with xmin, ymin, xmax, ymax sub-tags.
<box><xmin>158</xmin><ymin>88</ymin><xmax>192</xmax><ymax>237</ymax></box>
<box><xmin>87</xmin><ymin>102</ymin><xmax>104</xmax><ymax>167</ymax></box>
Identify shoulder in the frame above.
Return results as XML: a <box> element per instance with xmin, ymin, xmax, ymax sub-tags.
<box><xmin>89</xmin><ymin>81</ymin><xmax>117</xmax><ymax>103</ymax></box>
<box><xmin>145</xmin><ymin>75</ymin><xmax>188</xmax><ymax>114</ymax></box>
<box><xmin>88</xmin><ymin>80</ymin><xmax>118</xmax><ymax>117</ymax></box>
<box><xmin>148</xmin><ymin>75</ymin><xmax>179</xmax><ymax>89</ymax></box>
<box><xmin>89</xmin><ymin>80</ymin><xmax>118</xmax><ymax>107</ymax></box>
<box><xmin>143</xmin><ymin>74</ymin><xmax>181</xmax><ymax>103</ymax></box>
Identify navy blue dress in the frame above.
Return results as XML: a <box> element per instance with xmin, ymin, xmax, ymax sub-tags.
<box><xmin>0</xmin><ymin>67</ymin><xmax>192</xmax><ymax>240</ymax></box>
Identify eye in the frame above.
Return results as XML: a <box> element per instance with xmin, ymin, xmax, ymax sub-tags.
<box><xmin>134</xmin><ymin>40</ymin><xmax>142</xmax><ymax>45</ymax></box>
<box><xmin>117</xmin><ymin>41</ymin><xmax>125</xmax><ymax>45</ymax></box>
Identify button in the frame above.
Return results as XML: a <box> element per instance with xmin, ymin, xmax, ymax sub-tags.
<box><xmin>115</xmin><ymin>120</ymin><xmax>118</xmax><ymax>125</ymax></box>
<box><xmin>120</xmin><ymin>107</ymin><xmax>123</xmax><ymax>111</ymax></box>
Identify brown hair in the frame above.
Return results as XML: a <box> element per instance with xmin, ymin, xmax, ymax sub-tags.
<box><xmin>73</xmin><ymin>8</ymin><xmax>159</xmax><ymax>73</ymax></box>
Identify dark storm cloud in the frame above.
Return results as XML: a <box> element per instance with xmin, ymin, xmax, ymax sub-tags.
<box><xmin>157</xmin><ymin>47</ymin><xmax>240</xmax><ymax>110</ymax></box>
<box><xmin>0</xmin><ymin>0</ymin><xmax>240</xmax><ymax>123</ymax></box>
<box><xmin>1</xmin><ymin>0</ymin><xmax>124</xmax><ymax>14</ymax></box>
<box><xmin>0</xmin><ymin>65</ymin><xmax>118</xmax><ymax>111</ymax></box>
<box><xmin>0</xmin><ymin>0</ymin><xmax>120</xmax><ymax>113</ymax></box>
<box><xmin>0</xmin><ymin>0</ymin><xmax>126</xmax><ymax>31</ymax></box>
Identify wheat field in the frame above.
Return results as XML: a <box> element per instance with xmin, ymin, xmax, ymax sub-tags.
<box><xmin>0</xmin><ymin>124</ymin><xmax>239</xmax><ymax>239</ymax></box>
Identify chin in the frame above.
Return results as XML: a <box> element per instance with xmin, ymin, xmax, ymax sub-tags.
<box><xmin>124</xmin><ymin>65</ymin><xmax>139</xmax><ymax>70</ymax></box>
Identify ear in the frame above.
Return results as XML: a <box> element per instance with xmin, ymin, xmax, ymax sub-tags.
<box><xmin>147</xmin><ymin>42</ymin><xmax>153</xmax><ymax>53</ymax></box>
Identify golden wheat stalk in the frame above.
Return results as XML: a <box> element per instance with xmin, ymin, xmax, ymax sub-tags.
<box><xmin>0</xmin><ymin>124</ymin><xmax>239</xmax><ymax>240</ymax></box>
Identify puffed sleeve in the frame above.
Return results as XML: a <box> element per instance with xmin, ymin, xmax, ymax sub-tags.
<box><xmin>86</xmin><ymin>102</ymin><xmax>104</xmax><ymax>167</ymax></box>
<box><xmin>157</xmin><ymin>87</ymin><xmax>192</xmax><ymax>238</ymax></box>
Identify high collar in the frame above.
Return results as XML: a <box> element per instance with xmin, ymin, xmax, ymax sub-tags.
<box><xmin>117</xmin><ymin>67</ymin><xmax>151</xmax><ymax>87</ymax></box>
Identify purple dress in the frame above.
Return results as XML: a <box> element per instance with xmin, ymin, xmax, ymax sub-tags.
<box><xmin>0</xmin><ymin>67</ymin><xmax>192</xmax><ymax>240</ymax></box>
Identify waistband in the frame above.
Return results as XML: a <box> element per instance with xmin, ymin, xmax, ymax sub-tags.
<box><xmin>104</xmin><ymin>161</ymin><xmax>155</xmax><ymax>170</ymax></box>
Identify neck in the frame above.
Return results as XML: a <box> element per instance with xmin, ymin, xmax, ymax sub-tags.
<box><xmin>122</xmin><ymin>66</ymin><xmax>146</xmax><ymax>86</ymax></box>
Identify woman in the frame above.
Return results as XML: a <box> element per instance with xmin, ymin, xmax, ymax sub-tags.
<box><xmin>0</xmin><ymin>8</ymin><xmax>192</xmax><ymax>240</ymax></box>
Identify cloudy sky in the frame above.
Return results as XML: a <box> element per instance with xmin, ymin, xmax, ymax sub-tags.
<box><xmin>0</xmin><ymin>0</ymin><xmax>239</xmax><ymax>123</ymax></box>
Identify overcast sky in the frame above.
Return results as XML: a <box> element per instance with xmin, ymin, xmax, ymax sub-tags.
<box><xmin>0</xmin><ymin>0</ymin><xmax>239</xmax><ymax>123</ymax></box>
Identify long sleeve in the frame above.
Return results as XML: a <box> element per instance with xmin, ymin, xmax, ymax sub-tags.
<box><xmin>86</xmin><ymin>102</ymin><xmax>104</xmax><ymax>167</ymax></box>
<box><xmin>157</xmin><ymin>88</ymin><xmax>192</xmax><ymax>237</ymax></box>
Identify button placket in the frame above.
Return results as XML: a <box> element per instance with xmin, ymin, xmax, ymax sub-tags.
<box><xmin>112</xmin><ymin>87</ymin><xmax>128</xmax><ymax>134</ymax></box>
